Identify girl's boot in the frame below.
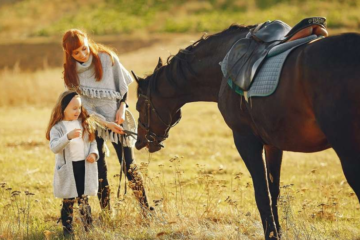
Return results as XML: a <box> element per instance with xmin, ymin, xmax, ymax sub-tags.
<box><xmin>61</xmin><ymin>199</ymin><xmax>75</xmax><ymax>237</ymax></box>
<box><xmin>79</xmin><ymin>197</ymin><xmax>93</xmax><ymax>231</ymax></box>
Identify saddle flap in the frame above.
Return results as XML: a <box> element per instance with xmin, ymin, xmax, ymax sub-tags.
<box><xmin>225</xmin><ymin>39</ymin><xmax>270</xmax><ymax>91</ymax></box>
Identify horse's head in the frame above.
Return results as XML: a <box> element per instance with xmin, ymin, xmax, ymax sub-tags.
<box><xmin>132</xmin><ymin>58</ymin><xmax>182</xmax><ymax>153</ymax></box>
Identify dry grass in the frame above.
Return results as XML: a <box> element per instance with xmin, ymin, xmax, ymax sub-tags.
<box><xmin>0</xmin><ymin>33</ymin><xmax>360</xmax><ymax>239</ymax></box>
<box><xmin>0</xmin><ymin>79</ymin><xmax>359</xmax><ymax>239</ymax></box>
<box><xmin>0</xmin><ymin>68</ymin><xmax>64</xmax><ymax>107</ymax></box>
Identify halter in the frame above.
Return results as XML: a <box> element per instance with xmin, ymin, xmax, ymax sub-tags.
<box><xmin>137</xmin><ymin>72</ymin><xmax>181</xmax><ymax>148</ymax></box>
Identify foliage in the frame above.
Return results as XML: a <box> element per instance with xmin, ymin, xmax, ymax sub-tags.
<box><xmin>0</xmin><ymin>0</ymin><xmax>359</xmax><ymax>38</ymax></box>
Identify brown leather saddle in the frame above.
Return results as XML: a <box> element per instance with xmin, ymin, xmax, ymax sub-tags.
<box><xmin>223</xmin><ymin>17</ymin><xmax>327</xmax><ymax>91</ymax></box>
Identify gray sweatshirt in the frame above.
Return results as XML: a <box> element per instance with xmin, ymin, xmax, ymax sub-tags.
<box><xmin>49</xmin><ymin>119</ymin><xmax>99</xmax><ymax>199</ymax></box>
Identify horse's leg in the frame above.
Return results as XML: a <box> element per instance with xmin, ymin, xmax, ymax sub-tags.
<box><xmin>316</xmin><ymin>103</ymin><xmax>360</xmax><ymax>204</ymax></box>
<box><xmin>264</xmin><ymin>145</ymin><xmax>283</xmax><ymax>235</ymax></box>
<box><xmin>338</xmin><ymin>153</ymin><xmax>360</xmax><ymax>202</ymax></box>
<box><xmin>233</xmin><ymin>131</ymin><xmax>279</xmax><ymax>239</ymax></box>
<box><xmin>320</xmin><ymin>127</ymin><xmax>360</xmax><ymax>203</ymax></box>
<box><xmin>322</xmin><ymin>139</ymin><xmax>360</xmax><ymax>204</ymax></box>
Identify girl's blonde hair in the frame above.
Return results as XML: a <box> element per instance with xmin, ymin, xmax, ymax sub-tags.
<box><xmin>46</xmin><ymin>90</ymin><xmax>95</xmax><ymax>142</ymax></box>
<box><xmin>62</xmin><ymin>29</ymin><xmax>116</xmax><ymax>89</ymax></box>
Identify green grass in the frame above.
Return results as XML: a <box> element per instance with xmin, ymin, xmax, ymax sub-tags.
<box><xmin>1</xmin><ymin>0</ymin><xmax>360</xmax><ymax>39</ymax></box>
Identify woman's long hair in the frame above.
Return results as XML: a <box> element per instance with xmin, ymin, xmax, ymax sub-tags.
<box><xmin>46</xmin><ymin>90</ymin><xmax>95</xmax><ymax>142</ymax></box>
<box><xmin>62</xmin><ymin>29</ymin><xmax>115</xmax><ymax>89</ymax></box>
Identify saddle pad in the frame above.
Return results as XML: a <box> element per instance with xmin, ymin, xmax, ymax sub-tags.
<box><xmin>247</xmin><ymin>47</ymin><xmax>293</xmax><ymax>98</ymax></box>
<box><xmin>227</xmin><ymin>35</ymin><xmax>320</xmax><ymax>98</ymax></box>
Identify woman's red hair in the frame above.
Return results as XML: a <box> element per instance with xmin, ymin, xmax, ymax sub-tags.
<box><xmin>62</xmin><ymin>29</ymin><xmax>115</xmax><ymax>89</ymax></box>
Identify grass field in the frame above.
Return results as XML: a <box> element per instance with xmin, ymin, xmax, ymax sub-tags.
<box><xmin>1</xmin><ymin>98</ymin><xmax>360</xmax><ymax>239</ymax></box>
<box><xmin>1</xmin><ymin>0</ymin><xmax>360</xmax><ymax>239</ymax></box>
<box><xmin>1</xmin><ymin>33</ymin><xmax>360</xmax><ymax>239</ymax></box>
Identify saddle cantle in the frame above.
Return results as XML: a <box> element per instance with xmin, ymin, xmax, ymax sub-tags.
<box><xmin>221</xmin><ymin>17</ymin><xmax>327</xmax><ymax>91</ymax></box>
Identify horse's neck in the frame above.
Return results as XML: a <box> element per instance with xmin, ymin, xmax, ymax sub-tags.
<box><xmin>176</xmin><ymin>32</ymin><xmax>246</xmax><ymax>105</ymax></box>
<box><xmin>154</xmin><ymin>29</ymin><xmax>248</xmax><ymax>109</ymax></box>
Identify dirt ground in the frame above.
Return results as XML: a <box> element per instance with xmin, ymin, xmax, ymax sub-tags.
<box><xmin>0</xmin><ymin>33</ymin><xmax>201</xmax><ymax>72</ymax></box>
<box><xmin>0</xmin><ymin>27</ymin><xmax>350</xmax><ymax>73</ymax></box>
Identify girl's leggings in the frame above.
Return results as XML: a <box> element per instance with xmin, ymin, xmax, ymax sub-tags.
<box><xmin>61</xmin><ymin>160</ymin><xmax>92</xmax><ymax>227</ymax></box>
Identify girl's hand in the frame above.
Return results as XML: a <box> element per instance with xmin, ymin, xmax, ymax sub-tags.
<box><xmin>67</xmin><ymin>129</ymin><xmax>82</xmax><ymax>140</ymax></box>
<box><xmin>107</xmin><ymin>122</ymin><xmax>124</xmax><ymax>134</ymax></box>
<box><xmin>115</xmin><ymin>103</ymin><xmax>126</xmax><ymax>125</ymax></box>
<box><xmin>86</xmin><ymin>153</ymin><xmax>97</xmax><ymax>163</ymax></box>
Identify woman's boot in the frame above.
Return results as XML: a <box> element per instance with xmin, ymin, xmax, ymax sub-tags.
<box><xmin>79</xmin><ymin>197</ymin><xmax>93</xmax><ymax>231</ymax></box>
<box><xmin>128</xmin><ymin>164</ymin><xmax>154</xmax><ymax>212</ymax></box>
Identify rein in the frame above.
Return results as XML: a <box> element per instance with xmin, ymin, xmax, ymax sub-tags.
<box><xmin>116</xmin><ymin>130</ymin><xmax>137</xmax><ymax>199</ymax></box>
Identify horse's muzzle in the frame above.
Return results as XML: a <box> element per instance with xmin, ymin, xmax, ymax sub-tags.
<box><xmin>135</xmin><ymin>139</ymin><xmax>164</xmax><ymax>152</ymax></box>
<box><xmin>135</xmin><ymin>140</ymin><xmax>147</xmax><ymax>150</ymax></box>
<box><xmin>148</xmin><ymin>142</ymin><xmax>164</xmax><ymax>153</ymax></box>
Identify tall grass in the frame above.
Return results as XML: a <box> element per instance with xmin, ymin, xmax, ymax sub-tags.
<box><xmin>0</xmin><ymin>131</ymin><xmax>359</xmax><ymax>239</ymax></box>
<box><xmin>0</xmin><ymin>68</ymin><xmax>63</xmax><ymax>107</ymax></box>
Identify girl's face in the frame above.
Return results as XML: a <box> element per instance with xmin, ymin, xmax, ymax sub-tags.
<box><xmin>63</xmin><ymin>96</ymin><xmax>82</xmax><ymax>121</ymax></box>
<box><xmin>71</xmin><ymin>38</ymin><xmax>90</xmax><ymax>63</ymax></box>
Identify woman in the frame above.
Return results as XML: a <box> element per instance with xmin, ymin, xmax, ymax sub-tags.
<box><xmin>62</xmin><ymin>29</ymin><xmax>151</xmax><ymax>212</ymax></box>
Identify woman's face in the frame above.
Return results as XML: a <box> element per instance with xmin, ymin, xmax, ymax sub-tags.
<box><xmin>71</xmin><ymin>38</ymin><xmax>90</xmax><ymax>63</ymax></box>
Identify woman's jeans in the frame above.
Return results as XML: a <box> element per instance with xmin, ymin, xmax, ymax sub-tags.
<box><xmin>96</xmin><ymin>135</ymin><xmax>150</xmax><ymax>210</ymax></box>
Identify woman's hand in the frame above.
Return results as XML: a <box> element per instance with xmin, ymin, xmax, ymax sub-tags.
<box><xmin>86</xmin><ymin>153</ymin><xmax>97</xmax><ymax>163</ymax></box>
<box><xmin>67</xmin><ymin>129</ymin><xmax>82</xmax><ymax>140</ymax></box>
<box><xmin>115</xmin><ymin>102</ymin><xmax>126</xmax><ymax>125</ymax></box>
<box><xmin>106</xmin><ymin>122</ymin><xmax>124</xmax><ymax>134</ymax></box>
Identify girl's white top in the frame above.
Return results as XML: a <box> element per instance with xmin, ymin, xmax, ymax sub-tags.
<box><xmin>62</xmin><ymin>120</ymin><xmax>85</xmax><ymax>161</ymax></box>
<box><xmin>75</xmin><ymin>52</ymin><xmax>136</xmax><ymax>147</ymax></box>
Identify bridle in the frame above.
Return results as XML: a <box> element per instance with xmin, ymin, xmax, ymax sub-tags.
<box><xmin>136</xmin><ymin>72</ymin><xmax>181</xmax><ymax>148</ymax></box>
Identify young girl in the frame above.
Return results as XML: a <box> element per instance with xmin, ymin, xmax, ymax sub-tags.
<box><xmin>46</xmin><ymin>91</ymin><xmax>99</xmax><ymax>236</ymax></box>
<box><xmin>62</xmin><ymin>29</ymin><xmax>151</xmax><ymax>211</ymax></box>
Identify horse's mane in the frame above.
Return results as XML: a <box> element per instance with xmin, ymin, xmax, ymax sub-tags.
<box><xmin>167</xmin><ymin>24</ymin><xmax>255</xmax><ymax>64</ymax></box>
<box><xmin>137</xmin><ymin>24</ymin><xmax>256</xmax><ymax>96</ymax></box>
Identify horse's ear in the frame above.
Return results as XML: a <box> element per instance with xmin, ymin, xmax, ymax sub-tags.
<box><xmin>131</xmin><ymin>70</ymin><xmax>141</xmax><ymax>84</ymax></box>
<box><xmin>154</xmin><ymin>57</ymin><xmax>163</xmax><ymax>72</ymax></box>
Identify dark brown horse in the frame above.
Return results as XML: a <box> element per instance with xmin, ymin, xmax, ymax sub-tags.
<box><xmin>133</xmin><ymin>25</ymin><xmax>360</xmax><ymax>239</ymax></box>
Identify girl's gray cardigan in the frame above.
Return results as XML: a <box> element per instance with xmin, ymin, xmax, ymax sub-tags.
<box><xmin>49</xmin><ymin>120</ymin><xmax>99</xmax><ymax>199</ymax></box>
